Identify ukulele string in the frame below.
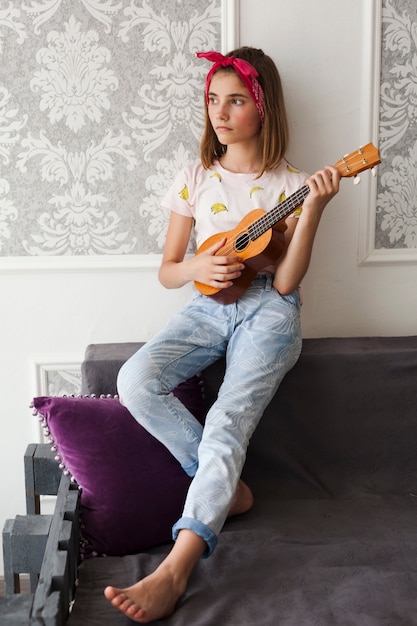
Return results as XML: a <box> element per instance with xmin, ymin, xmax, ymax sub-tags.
<box><xmin>334</xmin><ymin>149</ymin><xmax>369</xmax><ymax>175</ymax></box>
<box><xmin>208</xmin><ymin>148</ymin><xmax>374</xmax><ymax>256</ymax></box>
<box><xmin>250</xmin><ymin>187</ymin><xmax>309</xmax><ymax>239</ymax></box>
<box><xmin>212</xmin><ymin>148</ymin><xmax>371</xmax><ymax>257</ymax></box>
<box><xmin>212</xmin><ymin>186</ymin><xmax>309</xmax><ymax>257</ymax></box>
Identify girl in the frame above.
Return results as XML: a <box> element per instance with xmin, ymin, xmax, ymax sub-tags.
<box><xmin>105</xmin><ymin>46</ymin><xmax>340</xmax><ymax>622</ymax></box>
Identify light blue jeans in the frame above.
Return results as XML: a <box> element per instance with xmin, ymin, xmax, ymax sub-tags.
<box><xmin>117</xmin><ymin>275</ymin><xmax>302</xmax><ymax>556</ymax></box>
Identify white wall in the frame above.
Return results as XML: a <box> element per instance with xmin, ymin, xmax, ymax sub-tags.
<box><xmin>239</xmin><ymin>0</ymin><xmax>416</xmax><ymax>337</ymax></box>
<box><xmin>1</xmin><ymin>0</ymin><xmax>416</xmax><ymax>575</ymax></box>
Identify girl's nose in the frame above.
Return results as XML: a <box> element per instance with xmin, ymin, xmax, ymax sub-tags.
<box><xmin>217</xmin><ymin>106</ymin><xmax>228</xmax><ymax>121</ymax></box>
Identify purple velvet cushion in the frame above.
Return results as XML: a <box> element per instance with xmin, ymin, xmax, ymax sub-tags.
<box><xmin>32</xmin><ymin>376</ymin><xmax>205</xmax><ymax>557</ymax></box>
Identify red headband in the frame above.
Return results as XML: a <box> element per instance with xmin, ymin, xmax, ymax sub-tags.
<box><xmin>196</xmin><ymin>51</ymin><xmax>265</xmax><ymax>123</ymax></box>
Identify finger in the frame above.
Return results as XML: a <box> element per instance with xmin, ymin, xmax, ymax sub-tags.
<box><xmin>208</xmin><ymin>237</ymin><xmax>228</xmax><ymax>256</ymax></box>
<box><xmin>309</xmin><ymin>169</ymin><xmax>335</xmax><ymax>193</ymax></box>
<box><xmin>208</xmin><ymin>237</ymin><xmax>242</xmax><ymax>263</ymax></box>
<box><xmin>211</xmin><ymin>262</ymin><xmax>244</xmax><ymax>278</ymax></box>
<box><xmin>325</xmin><ymin>165</ymin><xmax>341</xmax><ymax>189</ymax></box>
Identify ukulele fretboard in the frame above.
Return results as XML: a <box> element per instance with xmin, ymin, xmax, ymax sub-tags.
<box><xmin>248</xmin><ymin>185</ymin><xmax>310</xmax><ymax>241</ymax></box>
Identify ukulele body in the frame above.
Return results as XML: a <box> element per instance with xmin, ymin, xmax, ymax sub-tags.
<box><xmin>194</xmin><ymin>209</ymin><xmax>286</xmax><ymax>305</ymax></box>
<box><xmin>193</xmin><ymin>144</ymin><xmax>381</xmax><ymax>305</ymax></box>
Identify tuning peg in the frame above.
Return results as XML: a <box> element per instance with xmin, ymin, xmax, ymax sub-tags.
<box><xmin>353</xmin><ymin>175</ymin><xmax>361</xmax><ymax>185</ymax></box>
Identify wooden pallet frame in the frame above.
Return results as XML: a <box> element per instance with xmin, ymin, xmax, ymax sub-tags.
<box><xmin>2</xmin><ymin>445</ymin><xmax>80</xmax><ymax>625</ymax></box>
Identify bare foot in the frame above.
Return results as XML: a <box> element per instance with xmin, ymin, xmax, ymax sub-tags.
<box><xmin>104</xmin><ymin>487</ymin><xmax>251</xmax><ymax>624</ymax></box>
<box><xmin>228</xmin><ymin>479</ymin><xmax>254</xmax><ymax>517</ymax></box>
<box><xmin>104</xmin><ymin>562</ymin><xmax>185</xmax><ymax>623</ymax></box>
<box><xmin>104</xmin><ymin>530</ymin><xmax>206</xmax><ymax>623</ymax></box>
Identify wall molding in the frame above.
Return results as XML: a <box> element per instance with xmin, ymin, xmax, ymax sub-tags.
<box><xmin>0</xmin><ymin>254</ymin><xmax>163</xmax><ymax>273</ymax></box>
<box><xmin>31</xmin><ymin>357</ymin><xmax>82</xmax><ymax>396</ymax></box>
<box><xmin>30</xmin><ymin>356</ymin><xmax>82</xmax><ymax>443</ymax></box>
<box><xmin>221</xmin><ymin>0</ymin><xmax>239</xmax><ymax>52</ymax></box>
<box><xmin>358</xmin><ymin>0</ymin><xmax>417</xmax><ymax>265</ymax></box>
<box><xmin>357</xmin><ymin>0</ymin><xmax>383</xmax><ymax>266</ymax></box>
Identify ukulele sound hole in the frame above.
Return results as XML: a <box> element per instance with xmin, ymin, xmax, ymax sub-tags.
<box><xmin>235</xmin><ymin>232</ymin><xmax>250</xmax><ymax>252</ymax></box>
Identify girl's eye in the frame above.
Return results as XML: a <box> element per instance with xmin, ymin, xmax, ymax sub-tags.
<box><xmin>233</xmin><ymin>98</ymin><xmax>243</xmax><ymax>105</ymax></box>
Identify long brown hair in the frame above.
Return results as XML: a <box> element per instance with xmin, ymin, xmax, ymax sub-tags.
<box><xmin>200</xmin><ymin>46</ymin><xmax>290</xmax><ymax>177</ymax></box>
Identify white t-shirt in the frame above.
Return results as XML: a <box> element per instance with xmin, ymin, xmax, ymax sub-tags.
<box><xmin>162</xmin><ymin>159</ymin><xmax>309</xmax><ymax>249</ymax></box>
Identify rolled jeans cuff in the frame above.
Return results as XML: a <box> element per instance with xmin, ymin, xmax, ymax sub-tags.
<box><xmin>172</xmin><ymin>517</ymin><xmax>218</xmax><ymax>558</ymax></box>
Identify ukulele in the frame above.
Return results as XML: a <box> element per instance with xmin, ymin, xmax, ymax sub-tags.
<box><xmin>194</xmin><ymin>143</ymin><xmax>381</xmax><ymax>305</ymax></box>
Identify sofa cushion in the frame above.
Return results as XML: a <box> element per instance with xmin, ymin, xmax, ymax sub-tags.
<box><xmin>32</xmin><ymin>376</ymin><xmax>205</xmax><ymax>557</ymax></box>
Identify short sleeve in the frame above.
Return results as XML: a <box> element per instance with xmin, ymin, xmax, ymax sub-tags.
<box><xmin>161</xmin><ymin>167</ymin><xmax>193</xmax><ymax>218</ymax></box>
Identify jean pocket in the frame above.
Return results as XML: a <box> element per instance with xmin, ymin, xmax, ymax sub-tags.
<box><xmin>273</xmin><ymin>288</ymin><xmax>300</xmax><ymax>310</ymax></box>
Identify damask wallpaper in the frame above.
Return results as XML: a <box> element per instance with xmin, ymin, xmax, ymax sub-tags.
<box><xmin>41</xmin><ymin>366</ymin><xmax>82</xmax><ymax>396</ymax></box>
<box><xmin>377</xmin><ymin>0</ymin><xmax>417</xmax><ymax>251</ymax></box>
<box><xmin>1</xmin><ymin>1</ymin><xmax>416</xmax><ymax>260</ymax></box>
<box><xmin>0</xmin><ymin>0</ymin><xmax>221</xmax><ymax>258</ymax></box>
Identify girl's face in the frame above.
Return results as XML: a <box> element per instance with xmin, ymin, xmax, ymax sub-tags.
<box><xmin>207</xmin><ymin>70</ymin><xmax>261</xmax><ymax>146</ymax></box>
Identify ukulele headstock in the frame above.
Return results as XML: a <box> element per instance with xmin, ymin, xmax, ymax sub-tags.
<box><xmin>334</xmin><ymin>143</ymin><xmax>381</xmax><ymax>179</ymax></box>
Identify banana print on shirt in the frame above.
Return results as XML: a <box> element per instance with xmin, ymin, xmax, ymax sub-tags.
<box><xmin>179</xmin><ymin>185</ymin><xmax>189</xmax><ymax>200</ymax></box>
<box><xmin>211</xmin><ymin>203</ymin><xmax>227</xmax><ymax>214</ymax></box>
<box><xmin>249</xmin><ymin>186</ymin><xmax>263</xmax><ymax>197</ymax></box>
<box><xmin>176</xmin><ymin>163</ymin><xmax>304</xmax><ymax>222</ymax></box>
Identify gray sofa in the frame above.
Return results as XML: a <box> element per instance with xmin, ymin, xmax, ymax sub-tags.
<box><xmin>4</xmin><ymin>336</ymin><xmax>417</xmax><ymax>625</ymax></box>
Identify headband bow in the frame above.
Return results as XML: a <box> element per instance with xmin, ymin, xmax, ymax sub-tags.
<box><xmin>196</xmin><ymin>51</ymin><xmax>265</xmax><ymax>123</ymax></box>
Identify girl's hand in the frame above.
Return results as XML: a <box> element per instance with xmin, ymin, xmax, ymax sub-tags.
<box><xmin>302</xmin><ymin>165</ymin><xmax>340</xmax><ymax>217</ymax></box>
<box><xmin>159</xmin><ymin>214</ymin><xmax>244</xmax><ymax>290</ymax></box>
<box><xmin>192</xmin><ymin>237</ymin><xmax>244</xmax><ymax>289</ymax></box>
